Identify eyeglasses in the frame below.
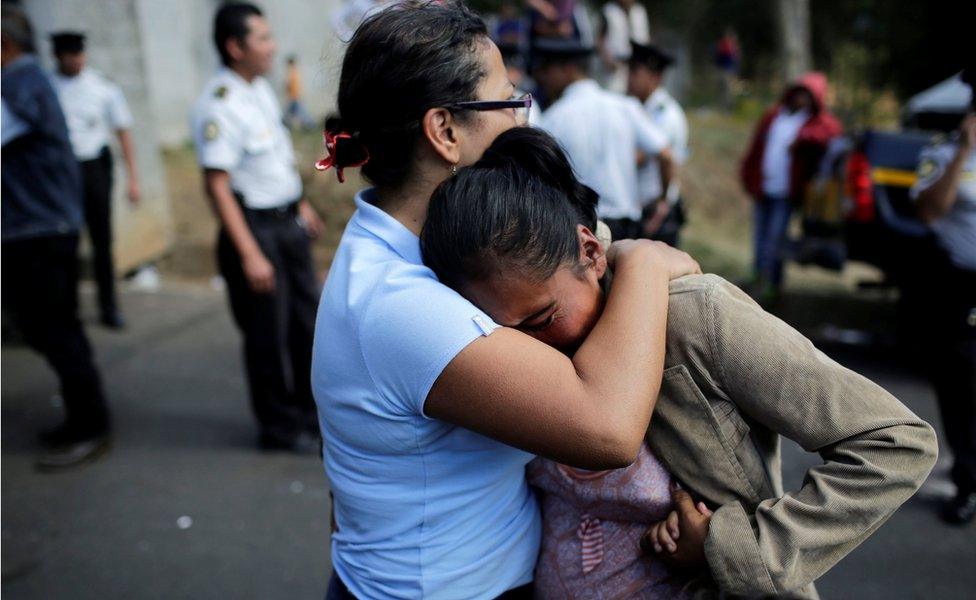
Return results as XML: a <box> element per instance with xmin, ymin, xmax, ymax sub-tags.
<box><xmin>446</xmin><ymin>93</ymin><xmax>533</xmax><ymax>125</ymax></box>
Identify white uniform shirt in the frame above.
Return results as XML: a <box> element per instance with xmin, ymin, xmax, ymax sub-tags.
<box><xmin>761</xmin><ymin>108</ymin><xmax>809</xmax><ymax>198</ymax></box>
<box><xmin>51</xmin><ymin>68</ymin><xmax>133</xmax><ymax>161</ymax></box>
<box><xmin>637</xmin><ymin>87</ymin><xmax>688</xmax><ymax>206</ymax></box>
<box><xmin>910</xmin><ymin>140</ymin><xmax>976</xmax><ymax>271</ymax></box>
<box><xmin>190</xmin><ymin>68</ymin><xmax>302</xmax><ymax>209</ymax></box>
<box><xmin>541</xmin><ymin>79</ymin><xmax>668</xmax><ymax>221</ymax></box>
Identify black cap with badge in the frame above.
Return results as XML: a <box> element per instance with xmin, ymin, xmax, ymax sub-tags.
<box><xmin>629</xmin><ymin>41</ymin><xmax>675</xmax><ymax>73</ymax></box>
<box><xmin>50</xmin><ymin>31</ymin><xmax>85</xmax><ymax>54</ymax></box>
<box><xmin>531</xmin><ymin>38</ymin><xmax>594</xmax><ymax>63</ymax></box>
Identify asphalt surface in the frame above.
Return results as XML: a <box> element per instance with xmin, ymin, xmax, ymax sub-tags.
<box><xmin>2</xmin><ymin>283</ymin><xmax>974</xmax><ymax>599</ymax></box>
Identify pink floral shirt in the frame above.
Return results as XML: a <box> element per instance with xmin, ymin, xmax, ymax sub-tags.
<box><xmin>527</xmin><ymin>444</ymin><xmax>692</xmax><ymax>599</ymax></box>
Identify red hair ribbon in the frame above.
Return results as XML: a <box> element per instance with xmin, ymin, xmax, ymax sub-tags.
<box><xmin>314</xmin><ymin>130</ymin><xmax>369</xmax><ymax>183</ymax></box>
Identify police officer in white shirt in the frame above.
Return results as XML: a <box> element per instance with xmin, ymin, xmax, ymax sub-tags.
<box><xmin>910</xmin><ymin>66</ymin><xmax>976</xmax><ymax>524</ymax></box>
<box><xmin>191</xmin><ymin>2</ymin><xmax>325</xmax><ymax>453</ymax></box>
<box><xmin>50</xmin><ymin>31</ymin><xmax>139</xmax><ymax>328</ymax></box>
<box><xmin>534</xmin><ymin>38</ymin><xmax>672</xmax><ymax>241</ymax></box>
<box><xmin>628</xmin><ymin>41</ymin><xmax>688</xmax><ymax>246</ymax></box>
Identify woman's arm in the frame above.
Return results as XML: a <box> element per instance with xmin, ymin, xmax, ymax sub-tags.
<box><xmin>426</xmin><ymin>240</ymin><xmax>698</xmax><ymax>470</ymax></box>
<box><xmin>916</xmin><ymin>114</ymin><xmax>975</xmax><ymax>222</ymax></box>
<box><xmin>701</xmin><ymin>279</ymin><xmax>938</xmax><ymax>595</ymax></box>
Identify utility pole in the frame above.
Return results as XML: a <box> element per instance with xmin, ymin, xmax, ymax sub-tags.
<box><xmin>776</xmin><ymin>0</ymin><xmax>812</xmax><ymax>81</ymax></box>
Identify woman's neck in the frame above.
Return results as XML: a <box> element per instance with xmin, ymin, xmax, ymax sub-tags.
<box><xmin>375</xmin><ymin>171</ymin><xmax>447</xmax><ymax>237</ymax></box>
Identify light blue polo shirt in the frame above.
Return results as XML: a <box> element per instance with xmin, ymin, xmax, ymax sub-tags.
<box><xmin>312</xmin><ymin>189</ymin><xmax>541</xmax><ymax>599</ymax></box>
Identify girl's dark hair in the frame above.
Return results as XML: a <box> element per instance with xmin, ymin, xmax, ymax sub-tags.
<box><xmin>420</xmin><ymin>127</ymin><xmax>599</xmax><ymax>290</ymax></box>
<box><xmin>327</xmin><ymin>0</ymin><xmax>489</xmax><ymax>189</ymax></box>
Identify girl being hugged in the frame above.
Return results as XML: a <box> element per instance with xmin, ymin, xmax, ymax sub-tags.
<box><xmin>420</xmin><ymin>127</ymin><xmax>938</xmax><ymax>599</ymax></box>
<box><xmin>311</xmin><ymin>2</ymin><xmax>699</xmax><ymax>599</ymax></box>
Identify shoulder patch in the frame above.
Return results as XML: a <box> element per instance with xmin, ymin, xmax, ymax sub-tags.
<box><xmin>203</xmin><ymin>120</ymin><xmax>219</xmax><ymax>141</ymax></box>
<box><xmin>214</xmin><ymin>86</ymin><xmax>228</xmax><ymax>99</ymax></box>
<box><xmin>917</xmin><ymin>158</ymin><xmax>937</xmax><ymax>179</ymax></box>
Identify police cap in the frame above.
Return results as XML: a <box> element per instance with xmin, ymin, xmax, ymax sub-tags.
<box><xmin>629</xmin><ymin>41</ymin><xmax>674</xmax><ymax>72</ymax></box>
<box><xmin>50</xmin><ymin>31</ymin><xmax>85</xmax><ymax>54</ymax></box>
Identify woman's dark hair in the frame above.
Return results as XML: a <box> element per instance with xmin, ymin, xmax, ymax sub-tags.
<box><xmin>421</xmin><ymin>127</ymin><xmax>599</xmax><ymax>290</ymax></box>
<box><xmin>213</xmin><ymin>2</ymin><xmax>262</xmax><ymax>67</ymax></box>
<box><xmin>327</xmin><ymin>0</ymin><xmax>489</xmax><ymax>189</ymax></box>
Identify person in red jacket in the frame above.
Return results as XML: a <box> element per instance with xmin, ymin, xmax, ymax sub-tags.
<box><xmin>739</xmin><ymin>72</ymin><xmax>842</xmax><ymax>301</ymax></box>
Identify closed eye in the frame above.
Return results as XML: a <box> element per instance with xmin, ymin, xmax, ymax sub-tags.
<box><xmin>521</xmin><ymin>313</ymin><xmax>556</xmax><ymax>332</ymax></box>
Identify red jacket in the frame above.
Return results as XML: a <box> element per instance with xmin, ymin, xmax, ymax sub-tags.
<box><xmin>739</xmin><ymin>72</ymin><xmax>843</xmax><ymax>201</ymax></box>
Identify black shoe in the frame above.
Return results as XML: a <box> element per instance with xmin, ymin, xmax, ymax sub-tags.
<box><xmin>941</xmin><ymin>491</ymin><xmax>976</xmax><ymax>525</ymax></box>
<box><xmin>39</xmin><ymin>422</ymin><xmax>109</xmax><ymax>448</ymax></box>
<box><xmin>36</xmin><ymin>433</ymin><xmax>111</xmax><ymax>471</ymax></box>
<box><xmin>258</xmin><ymin>431</ymin><xmax>321</xmax><ymax>455</ymax></box>
<box><xmin>100</xmin><ymin>310</ymin><xmax>125</xmax><ymax>329</ymax></box>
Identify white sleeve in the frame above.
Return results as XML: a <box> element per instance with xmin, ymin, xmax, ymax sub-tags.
<box><xmin>627</xmin><ymin>99</ymin><xmax>668</xmax><ymax>155</ymax></box>
<box><xmin>909</xmin><ymin>143</ymin><xmax>954</xmax><ymax>200</ymax></box>
<box><xmin>193</xmin><ymin>104</ymin><xmax>243</xmax><ymax>172</ymax></box>
<box><xmin>670</xmin><ymin>104</ymin><xmax>689</xmax><ymax>164</ymax></box>
<box><xmin>106</xmin><ymin>83</ymin><xmax>134</xmax><ymax>130</ymax></box>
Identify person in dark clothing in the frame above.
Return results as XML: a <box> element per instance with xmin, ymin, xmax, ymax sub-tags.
<box><xmin>2</xmin><ymin>5</ymin><xmax>111</xmax><ymax>470</ymax></box>
<box><xmin>910</xmin><ymin>66</ymin><xmax>976</xmax><ymax>525</ymax></box>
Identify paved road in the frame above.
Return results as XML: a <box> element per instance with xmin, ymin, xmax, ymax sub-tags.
<box><xmin>2</xmin><ymin>284</ymin><xmax>973</xmax><ymax>599</ymax></box>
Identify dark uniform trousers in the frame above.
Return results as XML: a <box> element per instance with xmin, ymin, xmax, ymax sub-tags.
<box><xmin>2</xmin><ymin>234</ymin><xmax>110</xmax><ymax>434</ymax></box>
<box><xmin>927</xmin><ymin>263</ymin><xmax>976</xmax><ymax>495</ymax></box>
<box><xmin>80</xmin><ymin>147</ymin><xmax>117</xmax><ymax>316</ymax></box>
<box><xmin>217</xmin><ymin>200</ymin><xmax>319</xmax><ymax>443</ymax></box>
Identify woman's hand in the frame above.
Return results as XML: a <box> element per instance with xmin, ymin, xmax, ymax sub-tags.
<box><xmin>607</xmin><ymin>239</ymin><xmax>701</xmax><ymax>281</ymax></box>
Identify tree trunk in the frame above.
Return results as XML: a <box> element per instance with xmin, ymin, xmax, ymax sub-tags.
<box><xmin>775</xmin><ymin>0</ymin><xmax>812</xmax><ymax>82</ymax></box>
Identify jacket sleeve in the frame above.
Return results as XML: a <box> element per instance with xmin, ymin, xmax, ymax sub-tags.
<box><xmin>701</xmin><ymin>278</ymin><xmax>938</xmax><ymax>596</ymax></box>
<box><xmin>739</xmin><ymin>110</ymin><xmax>773</xmax><ymax>197</ymax></box>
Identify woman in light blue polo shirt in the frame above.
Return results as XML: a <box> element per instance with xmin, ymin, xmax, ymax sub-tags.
<box><xmin>311</xmin><ymin>3</ymin><xmax>699</xmax><ymax>598</ymax></box>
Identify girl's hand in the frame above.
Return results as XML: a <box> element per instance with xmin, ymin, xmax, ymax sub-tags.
<box><xmin>641</xmin><ymin>483</ymin><xmax>714</xmax><ymax>570</ymax></box>
<box><xmin>607</xmin><ymin>239</ymin><xmax>701</xmax><ymax>281</ymax></box>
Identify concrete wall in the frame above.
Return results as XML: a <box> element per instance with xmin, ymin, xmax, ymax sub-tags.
<box><xmin>137</xmin><ymin>0</ymin><xmax>345</xmax><ymax>147</ymax></box>
<box><xmin>24</xmin><ymin>0</ymin><xmax>174</xmax><ymax>274</ymax></box>
<box><xmin>19</xmin><ymin>0</ymin><xmax>348</xmax><ymax>272</ymax></box>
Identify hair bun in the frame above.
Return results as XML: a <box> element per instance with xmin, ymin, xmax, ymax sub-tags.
<box><xmin>316</xmin><ymin>115</ymin><xmax>370</xmax><ymax>182</ymax></box>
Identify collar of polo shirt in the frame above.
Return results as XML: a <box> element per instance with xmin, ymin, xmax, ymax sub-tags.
<box><xmin>353</xmin><ymin>189</ymin><xmax>424</xmax><ymax>265</ymax></box>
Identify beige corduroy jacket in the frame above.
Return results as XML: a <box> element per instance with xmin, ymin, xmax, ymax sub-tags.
<box><xmin>644</xmin><ymin>275</ymin><xmax>938</xmax><ymax>599</ymax></box>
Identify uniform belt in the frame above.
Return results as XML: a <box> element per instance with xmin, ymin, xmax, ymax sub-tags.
<box><xmin>233</xmin><ymin>192</ymin><xmax>299</xmax><ymax>220</ymax></box>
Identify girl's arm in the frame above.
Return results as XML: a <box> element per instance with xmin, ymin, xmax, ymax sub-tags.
<box><xmin>426</xmin><ymin>240</ymin><xmax>697</xmax><ymax>470</ymax></box>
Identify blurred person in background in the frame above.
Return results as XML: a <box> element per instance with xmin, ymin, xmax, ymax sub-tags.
<box><xmin>191</xmin><ymin>2</ymin><xmax>325</xmax><ymax>453</ymax></box>
<box><xmin>714</xmin><ymin>27</ymin><xmax>740</xmax><ymax>109</ymax></box>
<box><xmin>2</xmin><ymin>4</ymin><xmax>111</xmax><ymax>469</ymax></box>
<box><xmin>597</xmin><ymin>0</ymin><xmax>650</xmax><ymax>93</ymax></box>
<box><xmin>628</xmin><ymin>41</ymin><xmax>688</xmax><ymax>246</ymax></box>
<box><xmin>910</xmin><ymin>65</ymin><xmax>976</xmax><ymax>525</ymax></box>
<box><xmin>527</xmin><ymin>0</ymin><xmax>577</xmax><ymax>40</ymax></box>
<box><xmin>284</xmin><ymin>54</ymin><xmax>315</xmax><ymax>130</ymax></box>
<box><xmin>50</xmin><ymin>31</ymin><xmax>140</xmax><ymax>329</ymax></box>
<box><xmin>493</xmin><ymin>0</ymin><xmax>524</xmax><ymax>47</ymax></box>
<box><xmin>331</xmin><ymin>0</ymin><xmax>395</xmax><ymax>41</ymax></box>
<box><xmin>534</xmin><ymin>37</ymin><xmax>672</xmax><ymax>242</ymax></box>
<box><xmin>739</xmin><ymin>72</ymin><xmax>842</xmax><ymax>304</ymax></box>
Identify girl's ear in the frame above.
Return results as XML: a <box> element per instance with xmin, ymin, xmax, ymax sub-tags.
<box><xmin>577</xmin><ymin>224</ymin><xmax>608</xmax><ymax>279</ymax></box>
<box><xmin>421</xmin><ymin>107</ymin><xmax>461</xmax><ymax>166</ymax></box>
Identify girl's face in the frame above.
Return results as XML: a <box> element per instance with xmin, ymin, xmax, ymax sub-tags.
<box><xmin>461</xmin><ymin>227</ymin><xmax>607</xmax><ymax>355</ymax></box>
<box><xmin>455</xmin><ymin>40</ymin><xmax>525</xmax><ymax>167</ymax></box>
